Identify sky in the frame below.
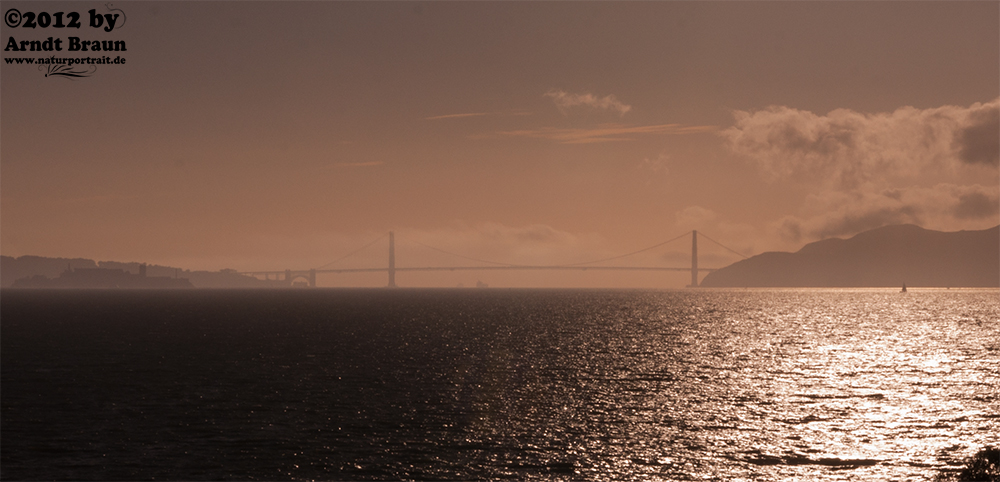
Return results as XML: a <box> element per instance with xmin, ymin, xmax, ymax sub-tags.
<box><xmin>2</xmin><ymin>1</ymin><xmax>998</xmax><ymax>288</ymax></box>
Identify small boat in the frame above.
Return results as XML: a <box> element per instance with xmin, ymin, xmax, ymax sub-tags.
<box><xmin>901</xmin><ymin>283</ymin><xmax>907</xmax><ymax>293</ymax></box>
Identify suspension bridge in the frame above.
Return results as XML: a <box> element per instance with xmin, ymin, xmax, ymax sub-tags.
<box><xmin>239</xmin><ymin>230</ymin><xmax>747</xmax><ymax>288</ymax></box>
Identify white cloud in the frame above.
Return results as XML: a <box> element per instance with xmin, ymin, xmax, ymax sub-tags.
<box><xmin>769</xmin><ymin>183</ymin><xmax>1000</xmax><ymax>243</ymax></box>
<box><xmin>478</xmin><ymin>123</ymin><xmax>714</xmax><ymax>144</ymax></box>
<box><xmin>638</xmin><ymin>152</ymin><xmax>670</xmax><ymax>177</ymax></box>
<box><xmin>722</xmin><ymin>98</ymin><xmax>1000</xmax><ymax>189</ymax></box>
<box><xmin>722</xmin><ymin>99</ymin><xmax>1000</xmax><ymax>244</ymax></box>
<box><xmin>425</xmin><ymin>111</ymin><xmax>533</xmax><ymax>121</ymax></box>
<box><xmin>425</xmin><ymin>112</ymin><xmax>488</xmax><ymax>120</ymax></box>
<box><xmin>674</xmin><ymin>206</ymin><xmax>718</xmax><ymax>229</ymax></box>
<box><xmin>545</xmin><ymin>90</ymin><xmax>632</xmax><ymax>117</ymax></box>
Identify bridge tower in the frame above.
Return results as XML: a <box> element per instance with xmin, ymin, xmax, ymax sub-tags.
<box><xmin>388</xmin><ymin>231</ymin><xmax>397</xmax><ymax>288</ymax></box>
<box><xmin>309</xmin><ymin>269</ymin><xmax>316</xmax><ymax>288</ymax></box>
<box><xmin>691</xmin><ymin>230</ymin><xmax>699</xmax><ymax>288</ymax></box>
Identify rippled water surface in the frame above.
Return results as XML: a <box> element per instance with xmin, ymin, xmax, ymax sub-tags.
<box><xmin>2</xmin><ymin>288</ymin><xmax>998</xmax><ymax>480</ymax></box>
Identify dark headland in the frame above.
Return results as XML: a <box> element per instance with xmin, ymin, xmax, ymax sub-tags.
<box><xmin>700</xmin><ymin>224</ymin><xmax>1000</xmax><ymax>288</ymax></box>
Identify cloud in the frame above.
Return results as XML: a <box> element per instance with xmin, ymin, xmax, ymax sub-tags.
<box><xmin>425</xmin><ymin>112</ymin><xmax>488</xmax><ymax>120</ymax></box>
<box><xmin>479</xmin><ymin>123</ymin><xmax>715</xmax><ymax>144</ymax></box>
<box><xmin>771</xmin><ymin>183</ymin><xmax>1000</xmax><ymax>242</ymax></box>
<box><xmin>808</xmin><ymin>202</ymin><xmax>922</xmax><ymax>240</ymax></box>
<box><xmin>638</xmin><ymin>152</ymin><xmax>670</xmax><ymax>177</ymax></box>
<box><xmin>956</xmin><ymin>103</ymin><xmax>1000</xmax><ymax>167</ymax></box>
<box><xmin>721</xmin><ymin>99</ymin><xmax>1000</xmax><ymax>244</ymax></box>
<box><xmin>545</xmin><ymin>90</ymin><xmax>632</xmax><ymax>117</ymax></box>
<box><xmin>425</xmin><ymin>111</ymin><xmax>533</xmax><ymax>121</ymax></box>
<box><xmin>674</xmin><ymin>205</ymin><xmax>718</xmax><ymax>229</ymax></box>
<box><xmin>722</xmin><ymin>98</ymin><xmax>1000</xmax><ymax>189</ymax></box>
<box><xmin>954</xmin><ymin>190</ymin><xmax>1000</xmax><ymax>220</ymax></box>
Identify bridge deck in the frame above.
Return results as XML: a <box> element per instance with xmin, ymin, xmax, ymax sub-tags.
<box><xmin>240</xmin><ymin>230</ymin><xmax>737</xmax><ymax>285</ymax></box>
<box><xmin>241</xmin><ymin>266</ymin><xmax>717</xmax><ymax>276</ymax></box>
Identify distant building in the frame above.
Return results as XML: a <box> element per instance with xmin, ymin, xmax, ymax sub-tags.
<box><xmin>11</xmin><ymin>265</ymin><xmax>193</xmax><ymax>289</ymax></box>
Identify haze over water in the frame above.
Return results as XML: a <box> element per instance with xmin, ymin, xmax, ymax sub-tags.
<box><xmin>3</xmin><ymin>288</ymin><xmax>997</xmax><ymax>480</ymax></box>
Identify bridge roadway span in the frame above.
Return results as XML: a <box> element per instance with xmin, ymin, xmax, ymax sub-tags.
<box><xmin>241</xmin><ymin>230</ymin><xmax>725</xmax><ymax>287</ymax></box>
<box><xmin>240</xmin><ymin>266</ymin><xmax>718</xmax><ymax>288</ymax></box>
<box><xmin>244</xmin><ymin>266</ymin><xmax>716</xmax><ymax>275</ymax></box>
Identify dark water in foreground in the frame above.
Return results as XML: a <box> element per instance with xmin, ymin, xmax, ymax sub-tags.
<box><xmin>2</xmin><ymin>288</ymin><xmax>998</xmax><ymax>481</ymax></box>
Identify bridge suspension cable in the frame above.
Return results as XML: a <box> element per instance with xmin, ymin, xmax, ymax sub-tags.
<box><xmin>395</xmin><ymin>233</ymin><xmax>520</xmax><ymax>267</ymax></box>
<box><xmin>562</xmin><ymin>231</ymin><xmax>692</xmax><ymax>266</ymax></box>
<box><xmin>315</xmin><ymin>232</ymin><xmax>388</xmax><ymax>270</ymax></box>
<box><xmin>397</xmin><ymin>230</ymin><xmax>695</xmax><ymax>268</ymax></box>
<box><xmin>238</xmin><ymin>229</ymin><xmax>743</xmax><ymax>286</ymax></box>
<box><xmin>695</xmin><ymin>232</ymin><xmax>750</xmax><ymax>259</ymax></box>
<box><xmin>253</xmin><ymin>230</ymin><xmax>747</xmax><ymax>275</ymax></box>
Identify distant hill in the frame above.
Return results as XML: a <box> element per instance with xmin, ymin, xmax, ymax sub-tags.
<box><xmin>1</xmin><ymin>256</ymin><xmax>282</xmax><ymax>288</ymax></box>
<box><xmin>699</xmin><ymin>224</ymin><xmax>1000</xmax><ymax>288</ymax></box>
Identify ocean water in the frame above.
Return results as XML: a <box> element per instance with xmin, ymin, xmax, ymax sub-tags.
<box><xmin>2</xmin><ymin>288</ymin><xmax>998</xmax><ymax>481</ymax></box>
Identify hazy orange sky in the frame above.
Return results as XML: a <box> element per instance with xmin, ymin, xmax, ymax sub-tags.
<box><xmin>2</xmin><ymin>1</ymin><xmax>998</xmax><ymax>287</ymax></box>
